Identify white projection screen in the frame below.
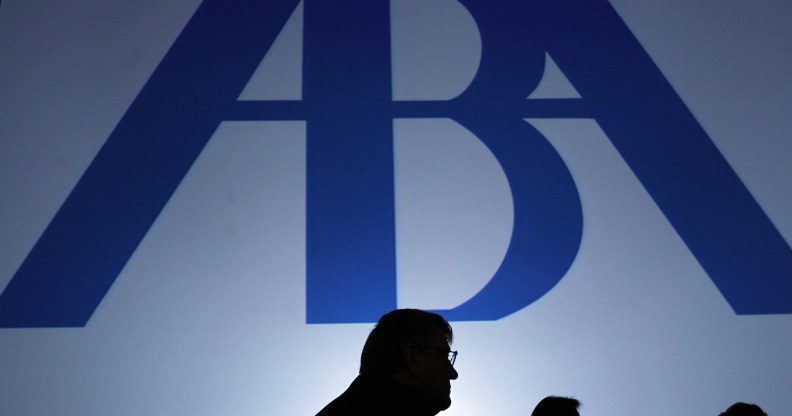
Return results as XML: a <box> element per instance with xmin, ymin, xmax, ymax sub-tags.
<box><xmin>1</xmin><ymin>1</ymin><xmax>791</xmax><ymax>415</ymax></box>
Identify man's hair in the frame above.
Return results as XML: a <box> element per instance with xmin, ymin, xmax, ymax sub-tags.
<box><xmin>719</xmin><ymin>402</ymin><xmax>767</xmax><ymax>416</ymax></box>
<box><xmin>359</xmin><ymin>308</ymin><xmax>453</xmax><ymax>376</ymax></box>
<box><xmin>531</xmin><ymin>396</ymin><xmax>581</xmax><ymax>416</ymax></box>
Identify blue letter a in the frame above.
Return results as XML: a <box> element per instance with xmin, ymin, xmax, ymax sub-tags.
<box><xmin>0</xmin><ymin>0</ymin><xmax>303</xmax><ymax>327</ymax></box>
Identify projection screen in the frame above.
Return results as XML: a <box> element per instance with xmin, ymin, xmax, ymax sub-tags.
<box><xmin>1</xmin><ymin>1</ymin><xmax>791</xmax><ymax>415</ymax></box>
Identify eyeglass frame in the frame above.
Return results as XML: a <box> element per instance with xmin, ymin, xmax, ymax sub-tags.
<box><xmin>424</xmin><ymin>344</ymin><xmax>458</xmax><ymax>366</ymax></box>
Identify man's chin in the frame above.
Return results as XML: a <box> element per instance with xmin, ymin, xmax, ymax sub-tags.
<box><xmin>432</xmin><ymin>396</ymin><xmax>452</xmax><ymax>412</ymax></box>
<box><xmin>439</xmin><ymin>399</ymin><xmax>452</xmax><ymax>411</ymax></box>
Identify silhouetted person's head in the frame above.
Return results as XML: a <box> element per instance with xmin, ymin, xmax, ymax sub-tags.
<box><xmin>531</xmin><ymin>396</ymin><xmax>581</xmax><ymax>416</ymax></box>
<box><xmin>719</xmin><ymin>402</ymin><xmax>767</xmax><ymax>416</ymax></box>
<box><xmin>360</xmin><ymin>308</ymin><xmax>458</xmax><ymax>411</ymax></box>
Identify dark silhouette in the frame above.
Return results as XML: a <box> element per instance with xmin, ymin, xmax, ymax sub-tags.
<box><xmin>316</xmin><ymin>309</ymin><xmax>459</xmax><ymax>416</ymax></box>
<box><xmin>531</xmin><ymin>396</ymin><xmax>581</xmax><ymax>416</ymax></box>
<box><xmin>719</xmin><ymin>402</ymin><xmax>767</xmax><ymax>416</ymax></box>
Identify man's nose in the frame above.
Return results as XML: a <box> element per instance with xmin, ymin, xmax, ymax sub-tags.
<box><xmin>450</xmin><ymin>365</ymin><xmax>459</xmax><ymax>380</ymax></box>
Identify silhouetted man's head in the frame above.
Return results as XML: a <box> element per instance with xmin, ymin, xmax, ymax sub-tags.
<box><xmin>719</xmin><ymin>402</ymin><xmax>767</xmax><ymax>416</ymax></box>
<box><xmin>531</xmin><ymin>396</ymin><xmax>581</xmax><ymax>416</ymax></box>
<box><xmin>360</xmin><ymin>309</ymin><xmax>459</xmax><ymax>411</ymax></box>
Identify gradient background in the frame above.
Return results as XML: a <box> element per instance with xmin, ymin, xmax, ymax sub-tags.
<box><xmin>1</xmin><ymin>1</ymin><xmax>791</xmax><ymax>415</ymax></box>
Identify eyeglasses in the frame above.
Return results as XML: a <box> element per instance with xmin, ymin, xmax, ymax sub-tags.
<box><xmin>425</xmin><ymin>345</ymin><xmax>458</xmax><ymax>366</ymax></box>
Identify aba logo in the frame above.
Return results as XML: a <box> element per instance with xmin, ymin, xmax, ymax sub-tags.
<box><xmin>1</xmin><ymin>0</ymin><xmax>790</xmax><ymax>328</ymax></box>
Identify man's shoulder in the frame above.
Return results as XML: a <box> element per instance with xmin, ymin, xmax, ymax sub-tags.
<box><xmin>315</xmin><ymin>374</ymin><xmax>437</xmax><ymax>416</ymax></box>
<box><xmin>315</xmin><ymin>375</ymin><xmax>374</xmax><ymax>416</ymax></box>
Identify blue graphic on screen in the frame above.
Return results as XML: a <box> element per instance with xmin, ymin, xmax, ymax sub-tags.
<box><xmin>0</xmin><ymin>0</ymin><xmax>790</xmax><ymax>328</ymax></box>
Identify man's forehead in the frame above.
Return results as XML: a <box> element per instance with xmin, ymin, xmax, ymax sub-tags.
<box><xmin>428</xmin><ymin>325</ymin><xmax>451</xmax><ymax>347</ymax></box>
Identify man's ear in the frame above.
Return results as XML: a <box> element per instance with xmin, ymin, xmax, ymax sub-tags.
<box><xmin>402</xmin><ymin>343</ymin><xmax>422</xmax><ymax>376</ymax></box>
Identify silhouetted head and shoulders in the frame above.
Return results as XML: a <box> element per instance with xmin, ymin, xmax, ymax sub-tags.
<box><xmin>316</xmin><ymin>308</ymin><xmax>459</xmax><ymax>416</ymax></box>
<box><xmin>531</xmin><ymin>396</ymin><xmax>581</xmax><ymax>416</ymax></box>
